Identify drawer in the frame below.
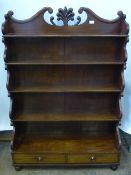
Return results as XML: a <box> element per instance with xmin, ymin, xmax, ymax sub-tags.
<box><xmin>13</xmin><ymin>153</ymin><xmax>119</xmax><ymax>165</ymax></box>
<box><xmin>13</xmin><ymin>153</ymin><xmax>65</xmax><ymax>164</ymax></box>
<box><xmin>68</xmin><ymin>153</ymin><xmax>119</xmax><ymax>164</ymax></box>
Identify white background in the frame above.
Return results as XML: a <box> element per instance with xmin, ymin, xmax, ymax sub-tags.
<box><xmin>0</xmin><ymin>0</ymin><xmax>131</xmax><ymax>133</ymax></box>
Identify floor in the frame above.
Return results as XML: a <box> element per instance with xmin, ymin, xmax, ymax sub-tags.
<box><xmin>120</xmin><ymin>129</ymin><xmax>131</xmax><ymax>152</ymax></box>
<box><xmin>0</xmin><ymin>142</ymin><xmax>131</xmax><ymax>175</ymax></box>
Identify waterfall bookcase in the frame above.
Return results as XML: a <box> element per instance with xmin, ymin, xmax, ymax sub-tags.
<box><xmin>2</xmin><ymin>7</ymin><xmax>129</xmax><ymax>170</ymax></box>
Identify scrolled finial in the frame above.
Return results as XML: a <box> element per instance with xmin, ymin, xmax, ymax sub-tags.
<box><xmin>47</xmin><ymin>7</ymin><xmax>53</xmax><ymax>14</ymax></box>
<box><xmin>4</xmin><ymin>11</ymin><xmax>14</xmax><ymax>19</ymax></box>
<box><xmin>78</xmin><ymin>7</ymin><xmax>85</xmax><ymax>14</ymax></box>
<box><xmin>117</xmin><ymin>11</ymin><xmax>126</xmax><ymax>19</ymax></box>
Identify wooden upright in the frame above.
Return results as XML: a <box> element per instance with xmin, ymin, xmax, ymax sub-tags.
<box><xmin>2</xmin><ymin>7</ymin><xmax>129</xmax><ymax>170</ymax></box>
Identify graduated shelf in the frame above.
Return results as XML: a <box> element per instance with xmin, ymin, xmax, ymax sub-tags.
<box><xmin>13</xmin><ymin>132</ymin><xmax>118</xmax><ymax>153</ymax></box>
<box><xmin>6</xmin><ymin>61</ymin><xmax>124</xmax><ymax>65</ymax></box>
<box><xmin>3</xmin><ymin>34</ymin><xmax>128</xmax><ymax>38</ymax></box>
<box><xmin>9</xmin><ymin>85</ymin><xmax>121</xmax><ymax>93</ymax></box>
<box><xmin>5</xmin><ymin>55</ymin><xmax>124</xmax><ymax>65</ymax></box>
<box><xmin>13</xmin><ymin>113</ymin><xmax>119</xmax><ymax>122</ymax></box>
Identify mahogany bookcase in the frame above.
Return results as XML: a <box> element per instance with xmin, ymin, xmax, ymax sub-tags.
<box><xmin>2</xmin><ymin>7</ymin><xmax>129</xmax><ymax>170</ymax></box>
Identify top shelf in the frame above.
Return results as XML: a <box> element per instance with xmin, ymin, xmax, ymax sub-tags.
<box><xmin>3</xmin><ymin>34</ymin><xmax>128</xmax><ymax>38</ymax></box>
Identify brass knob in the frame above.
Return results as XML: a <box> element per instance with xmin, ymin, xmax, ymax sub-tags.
<box><xmin>89</xmin><ymin>155</ymin><xmax>96</xmax><ymax>160</ymax></box>
<box><xmin>37</xmin><ymin>156</ymin><xmax>43</xmax><ymax>161</ymax></box>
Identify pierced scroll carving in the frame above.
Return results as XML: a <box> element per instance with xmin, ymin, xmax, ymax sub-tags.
<box><xmin>2</xmin><ymin>6</ymin><xmax>129</xmax><ymax>33</ymax></box>
<box><xmin>50</xmin><ymin>6</ymin><xmax>81</xmax><ymax>26</ymax></box>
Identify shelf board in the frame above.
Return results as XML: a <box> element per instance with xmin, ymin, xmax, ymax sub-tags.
<box><xmin>5</xmin><ymin>55</ymin><xmax>124</xmax><ymax>65</ymax></box>
<box><xmin>13</xmin><ymin>132</ymin><xmax>118</xmax><ymax>153</ymax></box>
<box><xmin>9</xmin><ymin>86</ymin><xmax>121</xmax><ymax>93</ymax></box>
<box><xmin>3</xmin><ymin>34</ymin><xmax>128</xmax><ymax>38</ymax></box>
<box><xmin>6</xmin><ymin>61</ymin><xmax>124</xmax><ymax>65</ymax></box>
<box><xmin>14</xmin><ymin>113</ymin><xmax>119</xmax><ymax>122</ymax></box>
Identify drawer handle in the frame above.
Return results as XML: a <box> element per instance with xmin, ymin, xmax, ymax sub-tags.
<box><xmin>37</xmin><ymin>156</ymin><xmax>43</xmax><ymax>161</ymax></box>
<box><xmin>89</xmin><ymin>155</ymin><xmax>96</xmax><ymax>160</ymax></box>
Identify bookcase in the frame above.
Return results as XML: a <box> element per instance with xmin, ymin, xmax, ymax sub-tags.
<box><xmin>2</xmin><ymin>7</ymin><xmax>129</xmax><ymax>170</ymax></box>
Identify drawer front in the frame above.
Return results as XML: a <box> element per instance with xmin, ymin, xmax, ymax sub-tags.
<box><xmin>13</xmin><ymin>153</ymin><xmax>119</xmax><ymax>165</ymax></box>
<box><xmin>68</xmin><ymin>153</ymin><xmax>119</xmax><ymax>164</ymax></box>
<box><xmin>13</xmin><ymin>154</ymin><xmax>65</xmax><ymax>164</ymax></box>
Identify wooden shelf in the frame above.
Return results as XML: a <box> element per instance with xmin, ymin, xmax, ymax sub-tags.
<box><xmin>3</xmin><ymin>34</ymin><xmax>128</xmax><ymax>38</ymax></box>
<box><xmin>6</xmin><ymin>54</ymin><xmax>124</xmax><ymax>66</ymax></box>
<box><xmin>14</xmin><ymin>113</ymin><xmax>119</xmax><ymax>122</ymax></box>
<box><xmin>9</xmin><ymin>86</ymin><xmax>121</xmax><ymax>93</ymax></box>
<box><xmin>6</xmin><ymin>61</ymin><xmax>124</xmax><ymax>65</ymax></box>
<box><xmin>14</xmin><ymin>132</ymin><xmax>118</xmax><ymax>153</ymax></box>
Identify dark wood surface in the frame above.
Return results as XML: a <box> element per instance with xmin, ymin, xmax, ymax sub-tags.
<box><xmin>2</xmin><ymin>6</ymin><xmax>129</xmax><ymax>170</ymax></box>
<box><xmin>10</xmin><ymin>93</ymin><xmax>121</xmax><ymax>122</ymax></box>
<box><xmin>4</xmin><ymin>37</ymin><xmax>127</xmax><ymax>63</ymax></box>
<box><xmin>7</xmin><ymin>65</ymin><xmax>123</xmax><ymax>93</ymax></box>
<box><xmin>13</xmin><ymin>133</ymin><xmax>118</xmax><ymax>153</ymax></box>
